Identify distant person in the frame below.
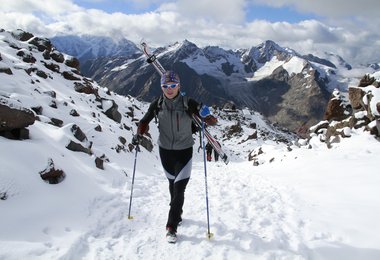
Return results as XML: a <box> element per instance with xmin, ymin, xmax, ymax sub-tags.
<box><xmin>206</xmin><ymin>142</ymin><xmax>213</xmax><ymax>161</ymax></box>
<box><xmin>214</xmin><ymin>140</ymin><xmax>220</xmax><ymax>162</ymax></box>
<box><xmin>132</xmin><ymin>70</ymin><xmax>217</xmax><ymax>243</ymax></box>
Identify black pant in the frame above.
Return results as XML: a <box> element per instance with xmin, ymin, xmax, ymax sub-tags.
<box><xmin>159</xmin><ymin>146</ymin><xmax>193</xmax><ymax>232</ymax></box>
<box><xmin>214</xmin><ymin>150</ymin><xmax>219</xmax><ymax>161</ymax></box>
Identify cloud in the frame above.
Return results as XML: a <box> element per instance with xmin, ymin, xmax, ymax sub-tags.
<box><xmin>250</xmin><ymin>0</ymin><xmax>380</xmax><ymax>18</ymax></box>
<box><xmin>0</xmin><ymin>12</ymin><xmax>54</xmax><ymax>36</ymax></box>
<box><xmin>0</xmin><ymin>0</ymin><xmax>379</xmax><ymax>65</ymax></box>
<box><xmin>175</xmin><ymin>0</ymin><xmax>246</xmax><ymax>24</ymax></box>
<box><xmin>0</xmin><ymin>0</ymin><xmax>81</xmax><ymax>16</ymax></box>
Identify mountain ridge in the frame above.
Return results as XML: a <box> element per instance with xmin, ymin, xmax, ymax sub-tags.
<box><xmin>50</xmin><ymin>35</ymin><xmax>377</xmax><ymax>131</ymax></box>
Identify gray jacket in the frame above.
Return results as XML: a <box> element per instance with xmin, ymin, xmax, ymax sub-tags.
<box><xmin>138</xmin><ymin>94</ymin><xmax>200</xmax><ymax>150</ymax></box>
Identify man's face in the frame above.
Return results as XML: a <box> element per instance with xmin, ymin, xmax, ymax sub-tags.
<box><xmin>161</xmin><ymin>82</ymin><xmax>180</xmax><ymax>99</ymax></box>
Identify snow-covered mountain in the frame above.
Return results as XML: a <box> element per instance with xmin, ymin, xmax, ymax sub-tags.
<box><xmin>2</xmin><ymin>29</ymin><xmax>380</xmax><ymax>260</ymax></box>
<box><xmin>50</xmin><ymin>35</ymin><xmax>140</xmax><ymax>66</ymax></box>
<box><xmin>87</xmin><ymin>39</ymin><xmax>358</xmax><ymax>131</ymax></box>
<box><xmin>50</xmin><ymin>36</ymin><xmax>378</xmax><ymax>132</ymax></box>
<box><xmin>368</xmin><ymin>62</ymin><xmax>380</xmax><ymax>70</ymax></box>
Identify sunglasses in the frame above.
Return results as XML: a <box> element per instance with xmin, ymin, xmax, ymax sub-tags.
<box><xmin>161</xmin><ymin>83</ymin><xmax>179</xmax><ymax>89</ymax></box>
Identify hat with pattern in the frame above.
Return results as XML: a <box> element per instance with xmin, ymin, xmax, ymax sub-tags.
<box><xmin>161</xmin><ymin>70</ymin><xmax>180</xmax><ymax>84</ymax></box>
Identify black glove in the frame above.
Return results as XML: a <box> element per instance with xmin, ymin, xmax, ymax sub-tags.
<box><xmin>132</xmin><ymin>134</ymin><xmax>142</xmax><ymax>145</ymax></box>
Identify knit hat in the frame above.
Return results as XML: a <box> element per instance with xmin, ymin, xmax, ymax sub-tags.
<box><xmin>161</xmin><ymin>70</ymin><xmax>180</xmax><ymax>85</ymax></box>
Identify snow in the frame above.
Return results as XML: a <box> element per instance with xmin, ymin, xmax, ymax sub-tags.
<box><xmin>2</xmin><ymin>122</ymin><xmax>380</xmax><ymax>260</ymax></box>
<box><xmin>247</xmin><ymin>56</ymin><xmax>283</xmax><ymax>81</ymax></box>
<box><xmin>282</xmin><ymin>56</ymin><xmax>306</xmax><ymax>76</ymax></box>
<box><xmin>363</xmin><ymin>85</ymin><xmax>380</xmax><ymax>116</ymax></box>
<box><xmin>1</xmin><ymin>30</ymin><xmax>380</xmax><ymax>260</ymax></box>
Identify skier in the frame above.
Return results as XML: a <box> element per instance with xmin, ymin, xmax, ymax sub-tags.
<box><xmin>214</xmin><ymin>140</ymin><xmax>220</xmax><ymax>162</ymax></box>
<box><xmin>206</xmin><ymin>142</ymin><xmax>213</xmax><ymax>161</ymax></box>
<box><xmin>132</xmin><ymin>70</ymin><xmax>217</xmax><ymax>243</ymax></box>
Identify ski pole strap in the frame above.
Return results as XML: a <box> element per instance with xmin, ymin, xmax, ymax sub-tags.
<box><xmin>146</xmin><ymin>54</ymin><xmax>156</xmax><ymax>63</ymax></box>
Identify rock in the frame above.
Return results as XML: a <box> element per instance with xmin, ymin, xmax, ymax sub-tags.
<box><xmin>226</xmin><ymin>122</ymin><xmax>243</xmax><ymax>137</ymax></box>
<box><xmin>64</xmin><ymin>56</ymin><xmax>80</xmax><ymax>71</ymax></box>
<box><xmin>70</xmin><ymin>109</ymin><xmax>80</xmax><ymax>117</ymax></box>
<box><xmin>43</xmin><ymin>62</ymin><xmax>60</xmax><ymax>73</ymax></box>
<box><xmin>0</xmin><ymin>192</ymin><xmax>7</xmax><ymax>200</ymax></box>
<box><xmin>66</xmin><ymin>140</ymin><xmax>92</xmax><ymax>155</ymax></box>
<box><xmin>348</xmin><ymin>87</ymin><xmax>365</xmax><ymax>110</ymax></box>
<box><xmin>62</xmin><ymin>71</ymin><xmax>80</xmax><ymax>81</ymax></box>
<box><xmin>358</xmin><ymin>74</ymin><xmax>376</xmax><ymax>87</ymax></box>
<box><xmin>119</xmin><ymin>136</ymin><xmax>126</xmax><ymax>145</ymax></box>
<box><xmin>71</xmin><ymin>124</ymin><xmax>87</xmax><ymax>142</ymax></box>
<box><xmin>11</xmin><ymin>29</ymin><xmax>34</xmax><ymax>41</ymax></box>
<box><xmin>50</xmin><ymin>118</ymin><xmax>63</xmax><ymax>127</ymax></box>
<box><xmin>324</xmin><ymin>90</ymin><xmax>351</xmax><ymax>121</ymax></box>
<box><xmin>73</xmin><ymin>82</ymin><xmax>99</xmax><ymax>98</ymax></box>
<box><xmin>29</xmin><ymin>37</ymin><xmax>52</xmax><ymax>52</ymax></box>
<box><xmin>102</xmin><ymin>99</ymin><xmax>122</xmax><ymax>123</ymax></box>
<box><xmin>95</xmin><ymin>154</ymin><xmax>109</xmax><ymax>170</ymax></box>
<box><xmin>36</xmin><ymin>70</ymin><xmax>48</xmax><ymax>79</ymax></box>
<box><xmin>50</xmin><ymin>51</ymin><xmax>64</xmax><ymax>63</ymax></box>
<box><xmin>0</xmin><ymin>67</ymin><xmax>13</xmax><ymax>75</ymax></box>
<box><xmin>39</xmin><ymin>158</ymin><xmax>65</xmax><ymax>184</ymax></box>
<box><xmin>16</xmin><ymin>50</ymin><xmax>36</xmax><ymax>63</ymax></box>
<box><xmin>0</xmin><ymin>101</ymin><xmax>35</xmax><ymax>139</ymax></box>
<box><xmin>324</xmin><ymin>98</ymin><xmax>348</xmax><ymax>121</ymax></box>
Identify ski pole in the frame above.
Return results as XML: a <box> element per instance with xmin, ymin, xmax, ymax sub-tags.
<box><xmin>201</xmin><ymin>118</ymin><xmax>213</xmax><ymax>239</ymax></box>
<box><xmin>128</xmin><ymin>144</ymin><xmax>140</xmax><ymax>219</ymax></box>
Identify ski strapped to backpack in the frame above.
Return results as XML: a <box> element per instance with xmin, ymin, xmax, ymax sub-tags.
<box><xmin>141</xmin><ymin>41</ymin><xmax>166</xmax><ymax>75</ymax></box>
<box><xmin>140</xmin><ymin>40</ymin><xmax>229</xmax><ymax>165</ymax></box>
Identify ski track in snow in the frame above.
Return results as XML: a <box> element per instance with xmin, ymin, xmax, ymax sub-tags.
<box><xmin>54</xmin><ymin>161</ymin><xmax>311</xmax><ymax>260</ymax></box>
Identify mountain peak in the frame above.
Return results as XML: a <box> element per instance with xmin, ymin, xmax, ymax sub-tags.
<box><xmin>177</xmin><ymin>39</ymin><xmax>198</xmax><ymax>51</ymax></box>
<box><xmin>259</xmin><ymin>40</ymin><xmax>282</xmax><ymax>51</ymax></box>
<box><xmin>245</xmin><ymin>40</ymin><xmax>294</xmax><ymax>64</ymax></box>
<box><xmin>50</xmin><ymin>34</ymin><xmax>140</xmax><ymax>63</ymax></box>
<box><xmin>160</xmin><ymin>39</ymin><xmax>200</xmax><ymax>61</ymax></box>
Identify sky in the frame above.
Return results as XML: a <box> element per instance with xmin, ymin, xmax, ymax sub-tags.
<box><xmin>1</xmin><ymin>29</ymin><xmax>380</xmax><ymax>259</ymax></box>
<box><xmin>1</xmin><ymin>0</ymin><xmax>380</xmax><ymax>65</ymax></box>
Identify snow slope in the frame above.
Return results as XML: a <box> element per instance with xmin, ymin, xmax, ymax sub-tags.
<box><xmin>1</xmin><ymin>128</ymin><xmax>379</xmax><ymax>260</ymax></box>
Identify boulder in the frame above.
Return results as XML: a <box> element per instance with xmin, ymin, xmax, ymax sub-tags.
<box><xmin>102</xmin><ymin>99</ymin><xmax>122</xmax><ymax>123</ymax></box>
<box><xmin>348</xmin><ymin>87</ymin><xmax>365</xmax><ymax>110</ymax></box>
<box><xmin>66</xmin><ymin>140</ymin><xmax>92</xmax><ymax>155</ymax></box>
<box><xmin>64</xmin><ymin>56</ymin><xmax>80</xmax><ymax>71</ymax></box>
<box><xmin>39</xmin><ymin>158</ymin><xmax>65</xmax><ymax>184</ymax></box>
<box><xmin>324</xmin><ymin>90</ymin><xmax>351</xmax><ymax>121</ymax></box>
<box><xmin>0</xmin><ymin>101</ymin><xmax>35</xmax><ymax>139</ymax></box>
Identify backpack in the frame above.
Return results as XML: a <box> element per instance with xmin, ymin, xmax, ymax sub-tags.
<box><xmin>153</xmin><ymin>94</ymin><xmax>199</xmax><ymax>134</ymax></box>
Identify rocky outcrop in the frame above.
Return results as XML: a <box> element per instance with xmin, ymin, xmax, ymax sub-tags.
<box><xmin>1</xmin><ymin>28</ymin><xmax>149</xmax><ymax>179</ymax></box>
<box><xmin>308</xmin><ymin>74</ymin><xmax>380</xmax><ymax>147</ymax></box>
<box><xmin>323</xmin><ymin>90</ymin><xmax>352</xmax><ymax>121</ymax></box>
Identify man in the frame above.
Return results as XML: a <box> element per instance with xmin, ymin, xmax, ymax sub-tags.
<box><xmin>206</xmin><ymin>142</ymin><xmax>213</xmax><ymax>161</ymax></box>
<box><xmin>214</xmin><ymin>140</ymin><xmax>220</xmax><ymax>162</ymax></box>
<box><xmin>132</xmin><ymin>70</ymin><xmax>216</xmax><ymax>243</ymax></box>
